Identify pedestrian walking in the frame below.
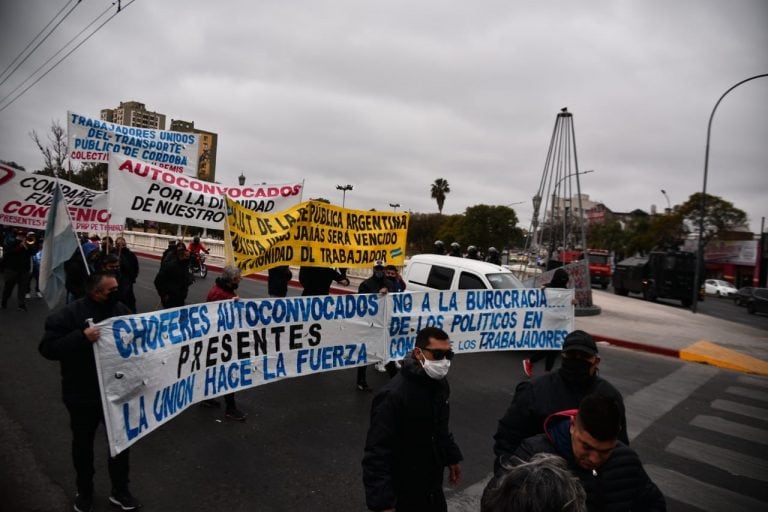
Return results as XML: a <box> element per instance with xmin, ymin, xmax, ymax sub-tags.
<box><xmin>522</xmin><ymin>267</ymin><xmax>569</xmax><ymax>376</ymax></box>
<box><xmin>497</xmin><ymin>394</ymin><xmax>666</xmax><ymax>511</ymax></box>
<box><xmin>267</xmin><ymin>265</ymin><xmax>292</xmax><ymax>297</ymax></box>
<box><xmin>356</xmin><ymin>261</ymin><xmax>396</xmax><ymax>391</ymax></box>
<box><xmin>362</xmin><ymin>326</ymin><xmax>463</xmax><ymax>512</ymax></box>
<box><xmin>493</xmin><ymin>330</ymin><xmax>628</xmax><ymax>473</ymax></box>
<box><xmin>201</xmin><ymin>266</ymin><xmax>248</xmax><ymax>421</ymax></box>
<box><xmin>153</xmin><ymin>245</ymin><xmax>193</xmax><ymax>308</ymax></box>
<box><xmin>2</xmin><ymin>229</ymin><xmax>38</xmax><ymax>310</ymax></box>
<box><xmin>298</xmin><ymin>266</ymin><xmax>349</xmax><ymax>296</ymax></box>
<box><xmin>38</xmin><ymin>273</ymin><xmax>143</xmax><ymax>512</ymax></box>
<box><xmin>114</xmin><ymin>236</ymin><xmax>139</xmax><ymax>313</ymax></box>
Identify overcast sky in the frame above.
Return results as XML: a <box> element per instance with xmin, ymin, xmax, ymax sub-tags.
<box><xmin>1</xmin><ymin>0</ymin><xmax>766</xmax><ymax>233</ymax></box>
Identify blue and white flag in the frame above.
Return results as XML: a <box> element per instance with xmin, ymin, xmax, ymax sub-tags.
<box><xmin>39</xmin><ymin>182</ymin><xmax>81</xmax><ymax>309</ymax></box>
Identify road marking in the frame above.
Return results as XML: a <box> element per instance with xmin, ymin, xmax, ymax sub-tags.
<box><xmin>624</xmin><ymin>364</ymin><xmax>718</xmax><ymax>441</ymax></box>
<box><xmin>712</xmin><ymin>399</ymin><xmax>768</xmax><ymax>422</ymax></box>
<box><xmin>726</xmin><ymin>386</ymin><xmax>768</xmax><ymax>402</ymax></box>
<box><xmin>447</xmin><ymin>364</ymin><xmax>717</xmax><ymax>511</ymax></box>
<box><xmin>645</xmin><ymin>465</ymin><xmax>766</xmax><ymax>512</ymax></box>
<box><xmin>690</xmin><ymin>415</ymin><xmax>768</xmax><ymax>445</ymax></box>
<box><xmin>666</xmin><ymin>436</ymin><xmax>768</xmax><ymax>482</ymax></box>
<box><xmin>737</xmin><ymin>375</ymin><xmax>768</xmax><ymax>388</ymax></box>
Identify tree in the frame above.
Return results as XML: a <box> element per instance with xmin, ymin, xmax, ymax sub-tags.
<box><xmin>460</xmin><ymin>204</ymin><xmax>519</xmax><ymax>252</ymax></box>
<box><xmin>430</xmin><ymin>178</ymin><xmax>450</xmax><ymax>214</ymax></box>
<box><xmin>30</xmin><ymin>120</ymin><xmax>68</xmax><ymax>178</ymax></box>
<box><xmin>677</xmin><ymin>193</ymin><xmax>748</xmax><ymax>244</ymax></box>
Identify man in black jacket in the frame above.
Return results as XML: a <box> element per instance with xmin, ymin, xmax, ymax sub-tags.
<box><xmin>362</xmin><ymin>327</ymin><xmax>463</xmax><ymax>512</ymax></box>
<box><xmin>497</xmin><ymin>394</ymin><xmax>665</xmax><ymax>512</ymax></box>
<box><xmin>356</xmin><ymin>261</ymin><xmax>396</xmax><ymax>390</ymax></box>
<box><xmin>1</xmin><ymin>229</ymin><xmax>38</xmax><ymax>310</ymax></box>
<box><xmin>493</xmin><ymin>330</ymin><xmax>627</xmax><ymax>473</ymax></box>
<box><xmin>39</xmin><ymin>273</ymin><xmax>142</xmax><ymax>512</ymax></box>
<box><xmin>154</xmin><ymin>245</ymin><xmax>193</xmax><ymax>308</ymax></box>
<box><xmin>298</xmin><ymin>266</ymin><xmax>349</xmax><ymax>296</ymax></box>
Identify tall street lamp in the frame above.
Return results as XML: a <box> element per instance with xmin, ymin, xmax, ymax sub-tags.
<box><xmin>336</xmin><ymin>184</ymin><xmax>353</xmax><ymax>207</ymax></box>
<box><xmin>692</xmin><ymin>73</ymin><xmax>768</xmax><ymax>313</ymax></box>
<box><xmin>660</xmin><ymin>189</ymin><xmax>671</xmax><ymax>213</ymax></box>
<box><xmin>238</xmin><ymin>172</ymin><xmax>246</xmax><ymax>186</ymax></box>
<box><xmin>389</xmin><ymin>203</ymin><xmax>400</xmax><ymax>212</ymax></box>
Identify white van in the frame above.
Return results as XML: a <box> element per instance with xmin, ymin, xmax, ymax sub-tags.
<box><xmin>402</xmin><ymin>254</ymin><xmax>525</xmax><ymax>291</ymax></box>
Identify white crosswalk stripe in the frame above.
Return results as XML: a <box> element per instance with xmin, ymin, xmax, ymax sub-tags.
<box><xmin>690</xmin><ymin>414</ymin><xmax>768</xmax><ymax>445</ymax></box>
<box><xmin>645</xmin><ymin>465</ymin><xmax>766</xmax><ymax>512</ymax></box>
<box><xmin>711</xmin><ymin>398</ymin><xmax>768</xmax><ymax>421</ymax></box>
<box><xmin>725</xmin><ymin>385</ymin><xmax>768</xmax><ymax>402</ymax></box>
<box><xmin>666</xmin><ymin>436</ymin><xmax>768</xmax><ymax>482</ymax></box>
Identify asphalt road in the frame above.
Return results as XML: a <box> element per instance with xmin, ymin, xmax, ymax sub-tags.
<box><xmin>1</xmin><ymin>258</ymin><xmax>766</xmax><ymax>511</ymax></box>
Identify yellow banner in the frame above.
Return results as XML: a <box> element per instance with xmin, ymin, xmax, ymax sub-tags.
<box><xmin>226</xmin><ymin>198</ymin><xmax>409</xmax><ymax>275</ymax></box>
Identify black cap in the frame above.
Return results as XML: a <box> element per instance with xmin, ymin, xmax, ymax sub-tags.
<box><xmin>562</xmin><ymin>330</ymin><xmax>597</xmax><ymax>356</ymax></box>
<box><xmin>374</xmin><ymin>260</ymin><xmax>385</xmax><ymax>269</ymax></box>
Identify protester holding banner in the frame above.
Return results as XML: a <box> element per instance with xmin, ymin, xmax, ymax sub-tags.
<box><xmin>153</xmin><ymin>245</ymin><xmax>193</xmax><ymax>308</ymax></box>
<box><xmin>267</xmin><ymin>265</ymin><xmax>293</xmax><ymax>297</ymax></box>
<box><xmin>114</xmin><ymin>236</ymin><xmax>139</xmax><ymax>313</ymax></box>
<box><xmin>362</xmin><ymin>326</ymin><xmax>463</xmax><ymax>512</ymax></box>
<box><xmin>298</xmin><ymin>266</ymin><xmax>349</xmax><ymax>296</ymax></box>
<box><xmin>201</xmin><ymin>266</ymin><xmax>248</xmax><ymax>421</ymax></box>
<box><xmin>38</xmin><ymin>273</ymin><xmax>142</xmax><ymax>512</ymax></box>
<box><xmin>1</xmin><ymin>229</ymin><xmax>38</xmax><ymax>310</ymax></box>
<box><xmin>357</xmin><ymin>261</ymin><xmax>396</xmax><ymax>391</ymax></box>
<box><xmin>523</xmin><ymin>267</ymin><xmax>570</xmax><ymax>377</ymax></box>
<box><xmin>384</xmin><ymin>265</ymin><xmax>406</xmax><ymax>293</ymax></box>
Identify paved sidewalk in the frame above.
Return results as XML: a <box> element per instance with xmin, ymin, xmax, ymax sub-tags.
<box><xmin>580</xmin><ymin>290</ymin><xmax>768</xmax><ymax>376</ymax></box>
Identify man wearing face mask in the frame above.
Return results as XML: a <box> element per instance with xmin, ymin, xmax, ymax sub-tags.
<box><xmin>362</xmin><ymin>327</ymin><xmax>463</xmax><ymax>512</ymax></box>
<box><xmin>153</xmin><ymin>246</ymin><xmax>193</xmax><ymax>308</ymax></box>
<box><xmin>356</xmin><ymin>261</ymin><xmax>396</xmax><ymax>391</ymax></box>
<box><xmin>492</xmin><ymin>330</ymin><xmax>628</xmax><ymax>475</ymax></box>
<box><xmin>39</xmin><ymin>273</ymin><xmax>142</xmax><ymax>511</ymax></box>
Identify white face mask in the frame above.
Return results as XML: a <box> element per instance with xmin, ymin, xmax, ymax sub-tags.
<box><xmin>420</xmin><ymin>352</ymin><xmax>451</xmax><ymax>380</ymax></box>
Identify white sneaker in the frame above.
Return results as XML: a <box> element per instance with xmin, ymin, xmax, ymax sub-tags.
<box><xmin>395</xmin><ymin>361</ymin><xmax>402</xmax><ymax>369</ymax></box>
<box><xmin>36</xmin><ymin>291</ymin><xmax>43</xmax><ymax>298</ymax></box>
<box><xmin>375</xmin><ymin>361</ymin><xmax>387</xmax><ymax>373</ymax></box>
<box><xmin>24</xmin><ymin>293</ymin><xmax>32</xmax><ymax>299</ymax></box>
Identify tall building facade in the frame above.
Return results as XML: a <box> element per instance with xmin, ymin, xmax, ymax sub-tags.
<box><xmin>100</xmin><ymin>101</ymin><xmax>166</xmax><ymax>130</ymax></box>
<box><xmin>170</xmin><ymin>119</ymin><xmax>218</xmax><ymax>183</ymax></box>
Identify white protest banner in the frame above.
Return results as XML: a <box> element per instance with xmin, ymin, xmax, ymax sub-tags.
<box><xmin>68</xmin><ymin>111</ymin><xmax>200</xmax><ymax>176</ymax></box>
<box><xmin>0</xmin><ymin>162</ymin><xmax>124</xmax><ymax>231</ymax></box>
<box><xmin>108</xmin><ymin>154</ymin><xmax>304</xmax><ymax>230</ymax></box>
<box><xmin>387</xmin><ymin>289</ymin><xmax>574</xmax><ymax>358</ymax></box>
<box><xmin>93</xmin><ymin>289</ymin><xmax>573</xmax><ymax>455</ymax></box>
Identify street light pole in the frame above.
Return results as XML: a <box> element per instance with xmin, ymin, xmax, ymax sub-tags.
<box><xmin>660</xmin><ymin>189</ymin><xmax>671</xmax><ymax>213</ymax></box>
<box><xmin>692</xmin><ymin>73</ymin><xmax>768</xmax><ymax>313</ymax></box>
<box><xmin>336</xmin><ymin>184</ymin><xmax>353</xmax><ymax>207</ymax></box>
<box><xmin>389</xmin><ymin>203</ymin><xmax>400</xmax><ymax>212</ymax></box>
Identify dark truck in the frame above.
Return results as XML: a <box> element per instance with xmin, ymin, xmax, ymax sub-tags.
<box><xmin>612</xmin><ymin>250</ymin><xmax>699</xmax><ymax>307</ymax></box>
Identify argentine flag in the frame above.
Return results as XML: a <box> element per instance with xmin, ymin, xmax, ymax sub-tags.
<box><xmin>39</xmin><ymin>182</ymin><xmax>80</xmax><ymax>309</ymax></box>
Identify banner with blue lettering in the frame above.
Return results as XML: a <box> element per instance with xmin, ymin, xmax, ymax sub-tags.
<box><xmin>94</xmin><ymin>288</ymin><xmax>573</xmax><ymax>456</ymax></box>
<box><xmin>68</xmin><ymin>111</ymin><xmax>200</xmax><ymax>176</ymax></box>
<box><xmin>386</xmin><ymin>289</ymin><xmax>574</xmax><ymax>358</ymax></box>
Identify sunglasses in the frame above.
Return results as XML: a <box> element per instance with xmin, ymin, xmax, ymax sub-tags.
<box><xmin>421</xmin><ymin>347</ymin><xmax>454</xmax><ymax>361</ymax></box>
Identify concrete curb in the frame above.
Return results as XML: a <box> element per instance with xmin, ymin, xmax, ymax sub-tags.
<box><xmin>593</xmin><ymin>334</ymin><xmax>768</xmax><ymax>377</ymax></box>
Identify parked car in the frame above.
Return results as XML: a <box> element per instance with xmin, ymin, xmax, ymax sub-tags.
<box><xmin>402</xmin><ymin>254</ymin><xmax>524</xmax><ymax>291</ymax></box>
<box><xmin>746</xmin><ymin>288</ymin><xmax>768</xmax><ymax>315</ymax></box>
<box><xmin>733</xmin><ymin>286</ymin><xmax>755</xmax><ymax>307</ymax></box>
<box><xmin>704</xmin><ymin>279</ymin><xmax>737</xmax><ymax>297</ymax></box>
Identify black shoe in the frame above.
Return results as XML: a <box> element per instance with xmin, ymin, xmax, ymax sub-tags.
<box><xmin>357</xmin><ymin>383</ymin><xmax>372</xmax><ymax>392</ymax></box>
<box><xmin>109</xmin><ymin>488</ymin><xmax>142</xmax><ymax>510</ymax></box>
<box><xmin>73</xmin><ymin>493</ymin><xmax>93</xmax><ymax>512</ymax></box>
<box><xmin>225</xmin><ymin>407</ymin><xmax>248</xmax><ymax>421</ymax></box>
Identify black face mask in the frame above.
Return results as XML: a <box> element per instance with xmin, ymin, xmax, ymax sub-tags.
<box><xmin>374</xmin><ymin>270</ymin><xmax>385</xmax><ymax>279</ymax></box>
<box><xmin>559</xmin><ymin>357</ymin><xmax>594</xmax><ymax>385</ymax></box>
<box><xmin>104</xmin><ymin>290</ymin><xmax>120</xmax><ymax>307</ymax></box>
